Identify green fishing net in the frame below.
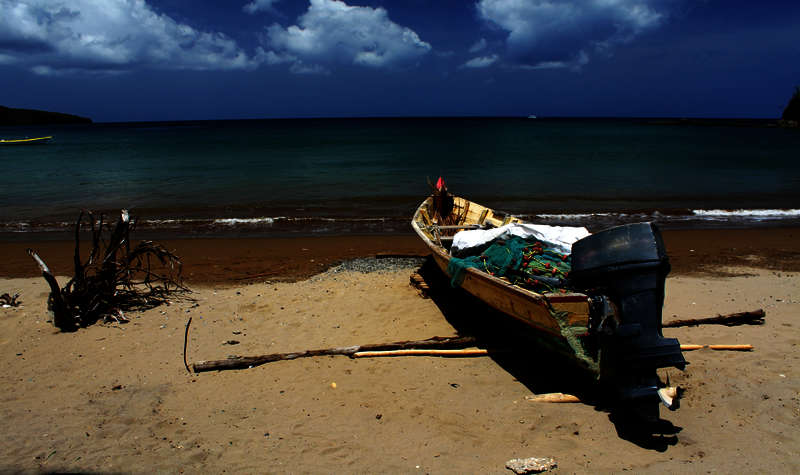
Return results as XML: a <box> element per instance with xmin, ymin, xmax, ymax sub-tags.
<box><xmin>447</xmin><ymin>235</ymin><xmax>599</xmax><ymax>371</ymax></box>
<box><xmin>447</xmin><ymin>235</ymin><xmax>572</xmax><ymax>294</ymax></box>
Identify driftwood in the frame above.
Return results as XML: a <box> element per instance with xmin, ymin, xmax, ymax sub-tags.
<box><xmin>192</xmin><ymin>335</ymin><xmax>479</xmax><ymax>373</ymax></box>
<box><xmin>663</xmin><ymin>309</ymin><xmax>765</xmax><ymax>328</ymax></box>
<box><xmin>193</xmin><ymin>336</ymin><xmax>754</xmax><ymax>373</ymax></box>
<box><xmin>183</xmin><ymin>317</ymin><xmax>193</xmax><ymax>374</ymax></box>
<box><xmin>680</xmin><ymin>344</ymin><xmax>753</xmax><ymax>351</ymax></box>
<box><xmin>28</xmin><ymin>249</ymin><xmax>72</xmax><ymax>329</ymax></box>
<box><xmin>190</xmin><ymin>302</ymin><xmax>762</xmax><ymax>372</ymax></box>
<box><xmin>1</xmin><ymin>292</ymin><xmax>21</xmax><ymax>307</ymax></box>
<box><xmin>28</xmin><ymin>209</ymin><xmax>189</xmax><ymax>332</ymax></box>
<box><xmin>524</xmin><ymin>393</ymin><xmax>582</xmax><ymax>403</ymax></box>
<box><xmin>525</xmin><ymin>387</ymin><xmax>680</xmax><ymax>409</ymax></box>
<box><xmin>409</xmin><ymin>272</ymin><xmax>431</xmax><ymax>298</ymax></box>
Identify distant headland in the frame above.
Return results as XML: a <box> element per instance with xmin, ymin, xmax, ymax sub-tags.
<box><xmin>0</xmin><ymin>106</ymin><xmax>92</xmax><ymax>126</ymax></box>
<box><xmin>780</xmin><ymin>86</ymin><xmax>800</xmax><ymax>128</ymax></box>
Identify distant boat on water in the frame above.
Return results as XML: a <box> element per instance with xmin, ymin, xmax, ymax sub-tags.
<box><xmin>0</xmin><ymin>136</ymin><xmax>53</xmax><ymax>145</ymax></box>
<box><xmin>527</xmin><ymin>114</ymin><xmax>537</xmax><ymax>119</ymax></box>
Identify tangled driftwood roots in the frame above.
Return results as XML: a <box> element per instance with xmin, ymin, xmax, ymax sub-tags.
<box><xmin>28</xmin><ymin>209</ymin><xmax>189</xmax><ymax>332</ymax></box>
<box><xmin>1</xmin><ymin>293</ymin><xmax>21</xmax><ymax>307</ymax></box>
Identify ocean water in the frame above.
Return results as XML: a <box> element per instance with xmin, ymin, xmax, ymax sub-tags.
<box><xmin>1</xmin><ymin>117</ymin><xmax>799</xmax><ymax>238</ymax></box>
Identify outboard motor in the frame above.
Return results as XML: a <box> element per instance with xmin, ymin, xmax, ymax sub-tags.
<box><xmin>569</xmin><ymin>222</ymin><xmax>686</xmax><ymax>417</ymax></box>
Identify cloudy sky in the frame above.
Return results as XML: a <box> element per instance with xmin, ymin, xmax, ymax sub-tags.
<box><xmin>1</xmin><ymin>0</ymin><xmax>798</xmax><ymax>122</ymax></box>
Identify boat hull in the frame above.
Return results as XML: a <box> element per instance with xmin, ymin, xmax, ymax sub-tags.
<box><xmin>412</xmin><ymin>195</ymin><xmax>594</xmax><ymax>366</ymax></box>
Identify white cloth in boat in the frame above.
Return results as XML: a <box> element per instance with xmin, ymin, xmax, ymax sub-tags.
<box><xmin>451</xmin><ymin>223</ymin><xmax>590</xmax><ymax>256</ymax></box>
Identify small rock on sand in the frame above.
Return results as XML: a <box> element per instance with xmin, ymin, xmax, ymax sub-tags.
<box><xmin>505</xmin><ymin>456</ymin><xmax>557</xmax><ymax>474</ymax></box>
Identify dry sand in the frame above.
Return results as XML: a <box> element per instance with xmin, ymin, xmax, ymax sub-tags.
<box><xmin>1</xmin><ymin>230</ymin><xmax>799</xmax><ymax>473</ymax></box>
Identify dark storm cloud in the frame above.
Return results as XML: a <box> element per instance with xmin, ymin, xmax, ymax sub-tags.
<box><xmin>474</xmin><ymin>0</ymin><xmax>678</xmax><ymax>69</ymax></box>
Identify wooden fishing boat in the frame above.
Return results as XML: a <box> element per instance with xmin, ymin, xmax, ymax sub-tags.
<box><xmin>412</xmin><ymin>192</ymin><xmax>593</xmax><ymax>360</ymax></box>
<box><xmin>0</xmin><ymin>136</ymin><xmax>53</xmax><ymax>145</ymax></box>
<box><xmin>412</xmin><ymin>180</ymin><xmax>686</xmax><ymax>419</ymax></box>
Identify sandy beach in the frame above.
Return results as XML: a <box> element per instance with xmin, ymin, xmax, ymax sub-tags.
<box><xmin>4</xmin><ymin>0</ymin><xmax>800</xmax><ymax>472</ymax></box>
<box><xmin>1</xmin><ymin>228</ymin><xmax>799</xmax><ymax>473</ymax></box>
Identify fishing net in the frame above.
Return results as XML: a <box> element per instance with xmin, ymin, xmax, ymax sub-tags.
<box><xmin>447</xmin><ymin>235</ymin><xmax>599</xmax><ymax>372</ymax></box>
<box><xmin>447</xmin><ymin>235</ymin><xmax>572</xmax><ymax>293</ymax></box>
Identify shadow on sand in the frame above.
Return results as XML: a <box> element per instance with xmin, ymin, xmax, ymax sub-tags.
<box><xmin>415</xmin><ymin>257</ymin><xmax>681</xmax><ymax>451</ymax></box>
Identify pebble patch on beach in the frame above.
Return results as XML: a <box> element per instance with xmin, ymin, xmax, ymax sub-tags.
<box><xmin>319</xmin><ymin>257</ymin><xmax>428</xmax><ymax>276</ymax></box>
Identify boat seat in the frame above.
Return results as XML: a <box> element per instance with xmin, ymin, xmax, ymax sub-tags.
<box><xmin>477</xmin><ymin>209</ymin><xmax>489</xmax><ymax>225</ymax></box>
<box><xmin>434</xmin><ymin>224</ymin><xmax>482</xmax><ymax>230</ymax></box>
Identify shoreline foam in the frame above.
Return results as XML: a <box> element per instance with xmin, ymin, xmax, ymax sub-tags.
<box><xmin>3</xmin><ymin>208</ymin><xmax>800</xmax><ymax>238</ymax></box>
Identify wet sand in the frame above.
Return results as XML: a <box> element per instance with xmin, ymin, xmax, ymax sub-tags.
<box><xmin>1</xmin><ymin>228</ymin><xmax>799</xmax><ymax>473</ymax></box>
<box><xmin>3</xmin><ymin>227</ymin><xmax>800</xmax><ymax>284</ymax></box>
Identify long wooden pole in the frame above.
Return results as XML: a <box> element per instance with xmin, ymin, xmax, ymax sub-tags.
<box><xmin>664</xmin><ymin>309</ymin><xmax>764</xmax><ymax>328</ymax></box>
<box><xmin>680</xmin><ymin>344</ymin><xmax>753</xmax><ymax>351</ymax></box>
<box><xmin>192</xmin><ymin>335</ymin><xmax>479</xmax><ymax>373</ymax></box>
<box><xmin>193</xmin><ymin>336</ymin><xmax>754</xmax><ymax>372</ymax></box>
<box><xmin>353</xmin><ymin>348</ymin><xmax>489</xmax><ymax>358</ymax></box>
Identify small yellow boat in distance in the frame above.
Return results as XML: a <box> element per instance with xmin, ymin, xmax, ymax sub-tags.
<box><xmin>0</xmin><ymin>136</ymin><xmax>53</xmax><ymax>145</ymax></box>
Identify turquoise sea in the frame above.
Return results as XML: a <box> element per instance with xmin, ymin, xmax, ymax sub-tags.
<box><xmin>2</xmin><ymin>117</ymin><xmax>799</xmax><ymax>238</ymax></box>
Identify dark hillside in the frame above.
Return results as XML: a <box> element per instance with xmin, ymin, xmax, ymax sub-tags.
<box><xmin>782</xmin><ymin>86</ymin><xmax>800</xmax><ymax>121</ymax></box>
<box><xmin>0</xmin><ymin>106</ymin><xmax>92</xmax><ymax>126</ymax></box>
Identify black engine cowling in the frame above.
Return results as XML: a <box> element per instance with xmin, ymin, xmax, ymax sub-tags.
<box><xmin>569</xmin><ymin>222</ymin><xmax>686</xmax><ymax>407</ymax></box>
